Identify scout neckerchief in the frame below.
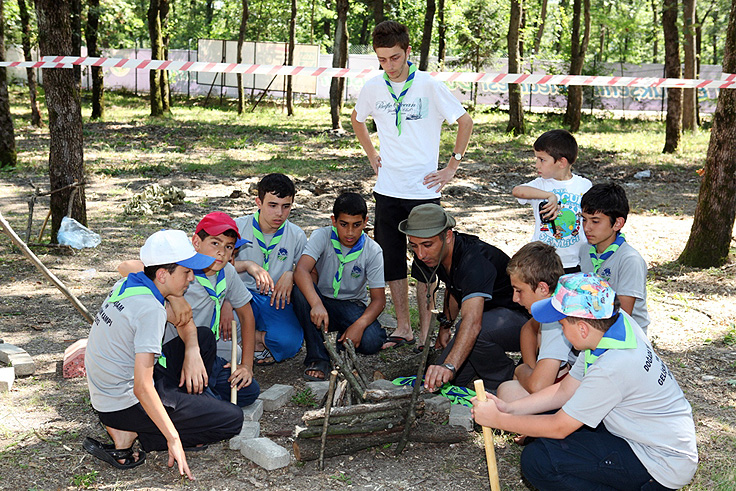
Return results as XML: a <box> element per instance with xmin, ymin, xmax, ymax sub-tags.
<box><xmin>392</xmin><ymin>376</ymin><xmax>476</xmax><ymax>407</ymax></box>
<box><xmin>330</xmin><ymin>227</ymin><xmax>366</xmax><ymax>298</ymax></box>
<box><xmin>383</xmin><ymin>60</ymin><xmax>417</xmax><ymax>136</ymax></box>
<box><xmin>252</xmin><ymin>211</ymin><xmax>286</xmax><ymax>272</ymax></box>
<box><xmin>107</xmin><ymin>272</ymin><xmax>169</xmax><ymax>367</ymax></box>
<box><xmin>583</xmin><ymin>313</ymin><xmax>637</xmax><ymax>374</ymax></box>
<box><xmin>193</xmin><ymin>269</ymin><xmax>226</xmax><ymax>340</ymax></box>
<box><xmin>589</xmin><ymin>232</ymin><xmax>626</xmax><ymax>274</ymax></box>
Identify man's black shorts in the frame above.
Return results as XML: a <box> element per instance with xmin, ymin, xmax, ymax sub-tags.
<box><xmin>373</xmin><ymin>192</ymin><xmax>440</xmax><ymax>282</ymax></box>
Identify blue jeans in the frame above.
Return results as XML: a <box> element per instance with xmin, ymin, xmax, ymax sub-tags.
<box><xmin>292</xmin><ymin>284</ymin><xmax>387</xmax><ymax>366</ymax></box>
<box><xmin>249</xmin><ymin>290</ymin><xmax>303</xmax><ymax>362</ymax></box>
<box><xmin>521</xmin><ymin>424</ymin><xmax>674</xmax><ymax>490</ymax></box>
<box><xmin>208</xmin><ymin>355</ymin><xmax>260</xmax><ymax>407</ymax></box>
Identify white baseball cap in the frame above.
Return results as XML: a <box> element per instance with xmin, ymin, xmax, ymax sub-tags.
<box><xmin>139</xmin><ymin>229</ymin><xmax>215</xmax><ymax>269</ymax></box>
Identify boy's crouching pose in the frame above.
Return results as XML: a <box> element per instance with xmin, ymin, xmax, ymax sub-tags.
<box><xmin>84</xmin><ymin>230</ymin><xmax>244</xmax><ymax>479</ymax></box>
<box><xmin>472</xmin><ymin>273</ymin><xmax>697</xmax><ymax>490</ymax></box>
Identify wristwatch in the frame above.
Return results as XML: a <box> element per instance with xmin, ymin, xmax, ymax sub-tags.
<box><xmin>451</xmin><ymin>152</ymin><xmax>464</xmax><ymax>161</ymax></box>
<box><xmin>441</xmin><ymin>363</ymin><xmax>456</xmax><ymax>375</ymax></box>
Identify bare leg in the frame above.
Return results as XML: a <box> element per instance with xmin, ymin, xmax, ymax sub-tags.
<box><xmin>255</xmin><ymin>330</ymin><xmax>266</xmax><ymax>351</ymax></box>
<box><xmin>416</xmin><ymin>280</ymin><xmax>436</xmax><ymax>345</ymax></box>
<box><xmin>382</xmin><ymin>278</ymin><xmax>414</xmax><ymax>349</ymax></box>
<box><xmin>106</xmin><ymin>426</ymin><xmax>141</xmax><ymax>463</ymax></box>
<box><xmin>496</xmin><ymin>380</ymin><xmax>531</xmax><ymax>403</ymax></box>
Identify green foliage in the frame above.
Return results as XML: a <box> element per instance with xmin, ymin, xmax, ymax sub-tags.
<box><xmin>291</xmin><ymin>388</ymin><xmax>319</xmax><ymax>407</ymax></box>
<box><xmin>70</xmin><ymin>470</ymin><xmax>98</xmax><ymax>488</ymax></box>
<box><xmin>454</xmin><ymin>0</ymin><xmax>506</xmax><ymax>71</ymax></box>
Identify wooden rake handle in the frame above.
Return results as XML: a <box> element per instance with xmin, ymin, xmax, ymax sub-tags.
<box><xmin>230</xmin><ymin>320</ymin><xmax>238</xmax><ymax>404</ymax></box>
<box><xmin>474</xmin><ymin>379</ymin><xmax>501</xmax><ymax>491</ymax></box>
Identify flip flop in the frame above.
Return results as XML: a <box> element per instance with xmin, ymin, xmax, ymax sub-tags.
<box><xmin>254</xmin><ymin>348</ymin><xmax>276</xmax><ymax>366</ymax></box>
<box><xmin>184</xmin><ymin>444</ymin><xmax>209</xmax><ymax>452</ymax></box>
<box><xmin>83</xmin><ymin>437</ymin><xmax>146</xmax><ymax>470</ymax></box>
<box><xmin>382</xmin><ymin>335</ymin><xmax>416</xmax><ymax>350</ymax></box>
<box><xmin>303</xmin><ymin>360</ymin><xmax>330</xmax><ymax>381</ymax></box>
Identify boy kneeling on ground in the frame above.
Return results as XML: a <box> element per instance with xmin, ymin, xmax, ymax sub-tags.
<box><xmin>472</xmin><ymin>272</ymin><xmax>698</xmax><ymax>490</ymax></box>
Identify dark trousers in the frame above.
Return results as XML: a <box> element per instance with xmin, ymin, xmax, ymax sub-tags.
<box><xmin>437</xmin><ymin>306</ymin><xmax>528</xmax><ymax>390</ymax></box>
<box><xmin>521</xmin><ymin>424</ymin><xmax>674</xmax><ymax>491</ymax></box>
<box><xmin>292</xmin><ymin>285</ymin><xmax>387</xmax><ymax>366</ymax></box>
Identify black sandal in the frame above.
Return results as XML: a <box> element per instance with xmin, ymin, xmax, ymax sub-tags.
<box><xmin>83</xmin><ymin>437</ymin><xmax>146</xmax><ymax>470</ymax></box>
<box><xmin>303</xmin><ymin>360</ymin><xmax>330</xmax><ymax>381</ymax></box>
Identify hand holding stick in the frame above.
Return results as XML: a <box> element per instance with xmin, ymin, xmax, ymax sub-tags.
<box><xmin>473</xmin><ymin>379</ymin><xmax>500</xmax><ymax>491</ymax></box>
<box><xmin>230</xmin><ymin>320</ymin><xmax>238</xmax><ymax>404</ymax></box>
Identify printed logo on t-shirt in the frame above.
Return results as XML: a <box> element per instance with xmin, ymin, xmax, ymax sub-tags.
<box><xmin>599</xmin><ymin>267</ymin><xmax>612</xmax><ymax>279</ymax></box>
<box><xmin>539</xmin><ymin>189</ymin><xmax>583</xmax><ymax>248</ymax></box>
<box><xmin>376</xmin><ymin>97</ymin><xmax>429</xmax><ymax>121</ymax></box>
<box><xmin>350</xmin><ymin>265</ymin><xmax>362</xmax><ymax>278</ymax></box>
<box><xmin>277</xmin><ymin>247</ymin><xmax>288</xmax><ymax>262</ymax></box>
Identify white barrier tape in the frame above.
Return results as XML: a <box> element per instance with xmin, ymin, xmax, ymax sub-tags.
<box><xmin>1</xmin><ymin>55</ymin><xmax>733</xmax><ymax>89</ymax></box>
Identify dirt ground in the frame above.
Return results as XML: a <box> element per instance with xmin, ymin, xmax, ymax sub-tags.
<box><xmin>1</xmin><ymin>143</ymin><xmax>735</xmax><ymax>490</ymax></box>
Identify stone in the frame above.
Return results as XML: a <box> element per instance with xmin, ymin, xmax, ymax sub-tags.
<box><xmin>229</xmin><ymin>422</ymin><xmax>261</xmax><ymax>451</ymax></box>
<box><xmin>258</xmin><ymin>384</ymin><xmax>294</xmax><ymax>411</ymax></box>
<box><xmin>423</xmin><ymin>394</ymin><xmax>451</xmax><ymax>414</ymax></box>
<box><xmin>239</xmin><ymin>438</ymin><xmax>291</xmax><ymax>470</ymax></box>
<box><xmin>368</xmin><ymin>379</ymin><xmax>398</xmax><ymax>391</ymax></box>
<box><xmin>0</xmin><ymin>366</ymin><xmax>14</xmax><ymax>392</ymax></box>
<box><xmin>0</xmin><ymin>343</ymin><xmax>35</xmax><ymax>377</ymax></box>
<box><xmin>63</xmin><ymin>339</ymin><xmax>87</xmax><ymax>379</ymax></box>
<box><xmin>305</xmin><ymin>381</ymin><xmax>330</xmax><ymax>402</ymax></box>
<box><xmin>449</xmin><ymin>403</ymin><xmax>473</xmax><ymax>431</ymax></box>
<box><xmin>242</xmin><ymin>399</ymin><xmax>264</xmax><ymax>422</ymax></box>
<box><xmin>377</xmin><ymin>312</ymin><xmax>398</xmax><ymax>329</ymax></box>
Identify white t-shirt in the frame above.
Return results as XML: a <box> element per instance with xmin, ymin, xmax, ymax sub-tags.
<box><xmin>354</xmin><ymin>70</ymin><xmax>467</xmax><ymax>200</ymax></box>
<box><xmin>516</xmin><ymin>174</ymin><xmax>592</xmax><ymax>268</ymax></box>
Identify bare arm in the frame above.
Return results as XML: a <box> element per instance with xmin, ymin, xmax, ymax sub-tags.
<box><xmin>423</xmin><ymin>113</ymin><xmax>474</xmax><ymax>192</ymax></box>
<box><xmin>519</xmin><ymin>318</ymin><xmax>540</xmax><ymax>367</ymax></box>
<box><xmin>294</xmin><ymin>254</ymin><xmax>329</xmax><ymax>330</ymax></box>
<box><xmin>511</xmin><ymin>186</ymin><xmax>559</xmax><ymax>219</ymax></box>
<box><xmin>516</xmin><ymin>358</ymin><xmax>565</xmax><ymax>394</ymax></box>
<box><xmin>228</xmin><ymin>303</ymin><xmax>255</xmax><ymax>389</ymax></box>
<box><xmin>133</xmin><ymin>353</ymin><xmax>193</xmax><ymax>480</ymax></box>
<box><xmin>234</xmin><ymin>260</ymin><xmax>274</xmax><ymax>294</ymax></box>
<box><xmin>338</xmin><ymin>287</ymin><xmax>386</xmax><ymax>348</ymax></box>
<box><xmin>175</xmin><ymin>320</ymin><xmax>208</xmax><ymax>394</ymax></box>
<box><xmin>117</xmin><ymin>259</ymin><xmax>144</xmax><ymax>277</ymax></box>
<box><xmin>351</xmin><ymin>110</ymin><xmax>382</xmax><ymax>175</ymax></box>
<box><xmin>618</xmin><ymin>295</ymin><xmax>636</xmax><ymax>317</ymax></box>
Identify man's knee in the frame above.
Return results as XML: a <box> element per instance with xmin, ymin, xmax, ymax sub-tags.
<box><xmin>355</xmin><ymin>323</ymin><xmax>387</xmax><ymax>355</ymax></box>
<box><xmin>520</xmin><ymin>439</ymin><xmax>554</xmax><ymax>486</ymax></box>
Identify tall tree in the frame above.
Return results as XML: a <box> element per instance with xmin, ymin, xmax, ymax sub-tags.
<box><xmin>148</xmin><ymin>0</ymin><xmax>166</xmax><ymax>116</ymax></box>
<box><xmin>0</xmin><ymin>0</ymin><xmax>17</xmax><ymax>168</ymax></box>
<box><xmin>663</xmin><ymin>0</ymin><xmax>682</xmax><ymax>153</ymax></box>
<box><xmin>507</xmin><ymin>0</ymin><xmax>525</xmax><ymax>135</ymax></box>
<box><xmin>418</xmin><ymin>0</ymin><xmax>436</xmax><ymax>70</ymax></box>
<box><xmin>534</xmin><ymin>0</ymin><xmax>549</xmax><ymax>55</ymax></box>
<box><xmin>286</xmin><ymin>0</ymin><xmax>297</xmax><ymax>116</ymax></box>
<box><xmin>563</xmin><ymin>0</ymin><xmax>591</xmax><ymax>132</ymax></box>
<box><xmin>651</xmin><ymin>0</ymin><xmax>660</xmax><ymax>62</ymax></box>
<box><xmin>71</xmin><ymin>0</ymin><xmax>82</xmax><ymax>88</ymax></box>
<box><xmin>437</xmin><ymin>0</ymin><xmax>446</xmax><ymax>67</ymax></box>
<box><xmin>682</xmin><ymin>0</ymin><xmax>697</xmax><ymax>130</ymax></box>
<box><xmin>86</xmin><ymin>0</ymin><xmax>104</xmax><ymax>120</ymax></box>
<box><xmin>35</xmin><ymin>0</ymin><xmax>87</xmax><ymax>240</ymax></box>
<box><xmin>374</xmin><ymin>0</ymin><xmax>384</xmax><ymax>26</ymax></box>
<box><xmin>679</xmin><ymin>0</ymin><xmax>736</xmax><ymax>267</ymax></box>
<box><xmin>160</xmin><ymin>0</ymin><xmax>171</xmax><ymax>112</ymax></box>
<box><xmin>329</xmin><ymin>0</ymin><xmax>349</xmax><ymax>130</ymax></box>
<box><xmin>237</xmin><ymin>0</ymin><xmax>249</xmax><ymax>114</ymax></box>
<box><xmin>18</xmin><ymin>0</ymin><xmax>43</xmax><ymax>127</ymax></box>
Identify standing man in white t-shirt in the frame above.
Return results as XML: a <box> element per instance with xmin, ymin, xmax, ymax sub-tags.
<box><xmin>351</xmin><ymin>20</ymin><xmax>473</xmax><ymax>349</ymax></box>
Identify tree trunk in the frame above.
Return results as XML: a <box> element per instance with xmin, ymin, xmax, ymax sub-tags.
<box><xmin>651</xmin><ymin>0</ymin><xmax>659</xmax><ymax>62</ymax></box>
<box><xmin>678</xmin><ymin>0</ymin><xmax>736</xmax><ymax>267</ymax></box>
<box><xmin>507</xmin><ymin>0</ymin><xmax>525</xmax><ymax>135</ymax></box>
<box><xmin>160</xmin><ymin>0</ymin><xmax>171</xmax><ymax>112</ymax></box>
<box><xmin>18</xmin><ymin>0</ymin><xmax>43</xmax><ymax>127</ymax></box>
<box><xmin>663</xmin><ymin>0</ymin><xmax>682</xmax><ymax>153</ymax></box>
<box><xmin>534</xmin><ymin>0</ymin><xmax>548</xmax><ymax>55</ymax></box>
<box><xmin>286</xmin><ymin>0</ymin><xmax>297</xmax><ymax>116</ymax></box>
<box><xmin>0</xmin><ymin>0</ymin><xmax>17</xmax><ymax>168</ymax></box>
<box><xmin>35</xmin><ymin>0</ymin><xmax>87</xmax><ymax>241</ymax></box>
<box><xmin>682</xmin><ymin>0</ymin><xmax>697</xmax><ymax>131</ymax></box>
<box><xmin>437</xmin><ymin>0</ymin><xmax>446</xmax><ymax>67</ymax></box>
<box><xmin>563</xmin><ymin>0</ymin><xmax>590</xmax><ymax>132</ymax></box>
<box><xmin>418</xmin><ymin>0</ymin><xmax>436</xmax><ymax>71</ymax></box>
<box><xmin>329</xmin><ymin>0</ymin><xmax>349</xmax><ymax>130</ymax></box>
<box><xmin>373</xmin><ymin>0</ymin><xmax>384</xmax><ymax>25</ymax></box>
<box><xmin>148</xmin><ymin>0</ymin><xmax>165</xmax><ymax>116</ymax></box>
<box><xmin>71</xmin><ymin>0</ymin><xmax>82</xmax><ymax>89</ymax></box>
<box><xmin>237</xmin><ymin>0</ymin><xmax>249</xmax><ymax>114</ymax></box>
<box><xmin>86</xmin><ymin>0</ymin><xmax>104</xmax><ymax>120</ymax></box>
<box><xmin>553</xmin><ymin>0</ymin><xmax>569</xmax><ymax>54</ymax></box>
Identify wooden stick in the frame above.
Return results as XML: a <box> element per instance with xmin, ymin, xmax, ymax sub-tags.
<box><xmin>230</xmin><ymin>320</ymin><xmax>238</xmax><ymax>404</ymax></box>
<box><xmin>319</xmin><ymin>370</ymin><xmax>338</xmax><ymax>471</ymax></box>
<box><xmin>322</xmin><ymin>332</ymin><xmax>364</xmax><ymax>402</ymax></box>
<box><xmin>474</xmin><ymin>379</ymin><xmax>501</xmax><ymax>491</ymax></box>
<box><xmin>0</xmin><ymin>211</ymin><xmax>94</xmax><ymax>324</ymax></box>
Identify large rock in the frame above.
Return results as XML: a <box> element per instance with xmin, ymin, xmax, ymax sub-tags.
<box><xmin>0</xmin><ymin>343</ymin><xmax>35</xmax><ymax>377</ymax></box>
<box><xmin>239</xmin><ymin>438</ymin><xmax>290</xmax><ymax>470</ymax></box>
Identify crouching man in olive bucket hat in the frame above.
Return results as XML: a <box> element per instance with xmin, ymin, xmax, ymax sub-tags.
<box><xmin>398</xmin><ymin>204</ymin><xmax>529</xmax><ymax>392</ymax></box>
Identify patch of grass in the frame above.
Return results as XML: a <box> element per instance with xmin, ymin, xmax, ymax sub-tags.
<box><xmin>70</xmin><ymin>470</ymin><xmax>98</xmax><ymax>488</ymax></box>
<box><xmin>329</xmin><ymin>471</ymin><xmax>352</xmax><ymax>484</ymax></box>
<box><xmin>291</xmin><ymin>388</ymin><xmax>318</xmax><ymax>407</ymax></box>
<box><xmin>722</xmin><ymin>324</ymin><xmax>736</xmax><ymax>347</ymax></box>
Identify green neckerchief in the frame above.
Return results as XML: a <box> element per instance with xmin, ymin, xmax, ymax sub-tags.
<box><xmin>383</xmin><ymin>61</ymin><xmax>417</xmax><ymax>136</ymax></box>
<box><xmin>193</xmin><ymin>268</ymin><xmax>227</xmax><ymax>339</ymax></box>
<box><xmin>584</xmin><ymin>314</ymin><xmax>637</xmax><ymax>374</ymax></box>
<box><xmin>391</xmin><ymin>376</ymin><xmax>476</xmax><ymax>407</ymax></box>
<box><xmin>330</xmin><ymin>226</ymin><xmax>366</xmax><ymax>298</ymax></box>
<box><xmin>252</xmin><ymin>211</ymin><xmax>286</xmax><ymax>272</ymax></box>
<box><xmin>589</xmin><ymin>232</ymin><xmax>626</xmax><ymax>274</ymax></box>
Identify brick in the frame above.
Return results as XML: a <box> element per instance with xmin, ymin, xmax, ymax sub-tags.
<box><xmin>63</xmin><ymin>339</ymin><xmax>87</xmax><ymax>379</ymax></box>
<box><xmin>242</xmin><ymin>399</ymin><xmax>263</xmax><ymax>422</ymax></box>
<box><xmin>305</xmin><ymin>381</ymin><xmax>330</xmax><ymax>403</ymax></box>
<box><xmin>229</xmin><ymin>422</ymin><xmax>261</xmax><ymax>451</ymax></box>
<box><xmin>0</xmin><ymin>366</ymin><xmax>14</xmax><ymax>392</ymax></box>
<box><xmin>449</xmin><ymin>403</ymin><xmax>473</xmax><ymax>431</ymax></box>
<box><xmin>239</xmin><ymin>438</ymin><xmax>290</xmax><ymax>470</ymax></box>
<box><xmin>0</xmin><ymin>343</ymin><xmax>35</xmax><ymax>377</ymax></box>
<box><xmin>258</xmin><ymin>384</ymin><xmax>294</xmax><ymax>411</ymax></box>
<box><xmin>423</xmin><ymin>394</ymin><xmax>451</xmax><ymax>414</ymax></box>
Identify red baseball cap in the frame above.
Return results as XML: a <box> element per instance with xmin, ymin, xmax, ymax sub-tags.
<box><xmin>195</xmin><ymin>212</ymin><xmax>250</xmax><ymax>248</ymax></box>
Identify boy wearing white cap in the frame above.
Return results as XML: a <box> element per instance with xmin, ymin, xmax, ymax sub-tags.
<box><xmin>472</xmin><ymin>273</ymin><xmax>698</xmax><ymax>490</ymax></box>
<box><xmin>84</xmin><ymin>230</ymin><xmax>244</xmax><ymax>480</ymax></box>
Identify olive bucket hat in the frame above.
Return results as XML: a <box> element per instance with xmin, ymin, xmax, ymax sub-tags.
<box><xmin>398</xmin><ymin>204</ymin><xmax>456</xmax><ymax>238</ymax></box>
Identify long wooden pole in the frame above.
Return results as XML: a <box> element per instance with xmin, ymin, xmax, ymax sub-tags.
<box><xmin>318</xmin><ymin>369</ymin><xmax>338</xmax><ymax>471</ymax></box>
<box><xmin>474</xmin><ymin>379</ymin><xmax>501</xmax><ymax>491</ymax></box>
<box><xmin>230</xmin><ymin>320</ymin><xmax>238</xmax><ymax>404</ymax></box>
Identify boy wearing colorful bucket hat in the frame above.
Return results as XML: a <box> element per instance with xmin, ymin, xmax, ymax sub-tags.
<box><xmin>472</xmin><ymin>273</ymin><xmax>697</xmax><ymax>490</ymax></box>
<box><xmin>85</xmin><ymin>230</ymin><xmax>244</xmax><ymax>479</ymax></box>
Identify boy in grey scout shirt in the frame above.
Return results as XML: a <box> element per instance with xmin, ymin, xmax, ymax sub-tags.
<box><xmin>293</xmin><ymin>192</ymin><xmax>387</xmax><ymax>381</ymax></box>
<box><xmin>472</xmin><ymin>273</ymin><xmax>697</xmax><ymax>490</ymax></box>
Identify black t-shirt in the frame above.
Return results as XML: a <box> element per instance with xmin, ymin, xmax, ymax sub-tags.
<box><xmin>411</xmin><ymin>232</ymin><xmax>521</xmax><ymax>312</ymax></box>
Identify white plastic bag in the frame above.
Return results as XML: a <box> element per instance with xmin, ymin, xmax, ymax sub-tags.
<box><xmin>57</xmin><ymin>216</ymin><xmax>101</xmax><ymax>249</ymax></box>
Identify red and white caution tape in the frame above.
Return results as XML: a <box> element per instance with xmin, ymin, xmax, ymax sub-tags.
<box><xmin>1</xmin><ymin>55</ymin><xmax>734</xmax><ymax>89</ymax></box>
